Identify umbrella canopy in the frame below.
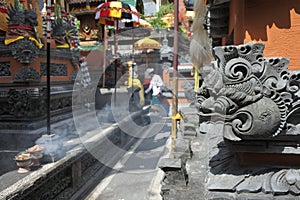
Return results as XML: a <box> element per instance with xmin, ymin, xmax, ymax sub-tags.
<box><xmin>95</xmin><ymin>1</ymin><xmax>140</xmax><ymax>26</ymax></box>
<box><xmin>134</xmin><ymin>37</ymin><xmax>160</xmax><ymax>67</ymax></box>
<box><xmin>134</xmin><ymin>37</ymin><xmax>161</xmax><ymax>50</ymax></box>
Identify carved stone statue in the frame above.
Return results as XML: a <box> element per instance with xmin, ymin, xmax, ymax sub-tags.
<box><xmin>191</xmin><ymin>43</ymin><xmax>300</xmax><ymax>198</ymax></box>
<box><xmin>197</xmin><ymin>43</ymin><xmax>300</xmax><ymax>141</ymax></box>
<box><xmin>4</xmin><ymin>2</ymin><xmax>42</xmax><ymax>64</ymax></box>
<box><xmin>52</xmin><ymin>19</ymin><xmax>73</xmax><ymax>48</ymax></box>
<box><xmin>5</xmin><ymin>2</ymin><xmax>42</xmax><ymax>48</ymax></box>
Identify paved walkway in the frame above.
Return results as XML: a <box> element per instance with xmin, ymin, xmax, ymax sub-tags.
<box><xmin>83</xmin><ymin>120</ymin><xmax>172</xmax><ymax>200</ymax></box>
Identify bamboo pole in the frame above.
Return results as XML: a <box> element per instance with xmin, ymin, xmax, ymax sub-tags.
<box><xmin>103</xmin><ymin>25</ymin><xmax>108</xmax><ymax>88</ymax></box>
<box><xmin>114</xmin><ymin>18</ymin><xmax>119</xmax><ymax>104</ymax></box>
<box><xmin>171</xmin><ymin>0</ymin><xmax>179</xmax><ymax>157</ymax></box>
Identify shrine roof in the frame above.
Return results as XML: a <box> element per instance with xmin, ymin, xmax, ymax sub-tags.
<box><xmin>68</xmin><ymin>0</ymin><xmax>102</xmax><ymax>5</ymax></box>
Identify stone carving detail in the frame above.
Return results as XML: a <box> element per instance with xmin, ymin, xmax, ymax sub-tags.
<box><xmin>78</xmin><ymin>16</ymin><xmax>100</xmax><ymax>41</ymax></box>
<box><xmin>7</xmin><ymin>89</ymin><xmax>46</xmax><ymax>118</ymax></box>
<box><xmin>197</xmin><ymin>43</ymin><xmax>300</xmax><ymax>141</ymax></box>
<box><xmin>165</xmin><ymin>43</ymin><xmax>300</xmax><ymax>199</ymax></box>
<box><xmin>204</xmin><ymin>128</ymin><xmax>300</xmax><ymax>198</ymax></box>
<box><xmin>50</xmin><ymin>97</ymin><xmax>72</xmax><ymax>111</ymax></box>
<box><xmin>0</xmin><ymin>62</ymin><xmax>11</xmax><ymax>76</ymax></box>
<box><xmin>13</xmin><ymin>66</ymin><xmax>40</xmax><ymax>82</ymax></box>
<box><xmin>8</xmin><ymin>37</ymin><xmax>39</xmax><ymax>63</ymax></box>
<box><xmin>24</xmin><ymin>169</ymin><xmax>72</xmax><ymax>199</ymax></box>
<box><xmin>194</xmin><ymin>43</ymin><xmax>300</xmax><ymax>198</ymax></box>
<box><xmin>6</xmin><ymin>151</ymin><xmax>102</xmax><ymax>199</ymax></box>
<box><xmin>5</xmin><ymin>2</ymin><xmax>42</xmax><ymax>49</ymax></box>
<box><xmin>0</xmin><ymin>88</ymin><xmax>72</xmax><ymax>126</ymax></box>
<box><xmin>40</xmin><ymin>63</ymin><xmax>67</xmax><ymax>76</ymax></box>
<box><xmin>52</xmin><ymin>19</ymin><xmax>73</xmax><ymax>48</ymax></box>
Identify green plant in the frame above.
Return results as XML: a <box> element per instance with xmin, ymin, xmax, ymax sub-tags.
<box><xmin>156</xmin><ymin>3</ymin><xmax>174</xmax><ymax>18</ymax></box>
<box><xmin>148</xmin><ymin>4</ymin><xmax>174</xmax><ymax>29</ymax></box>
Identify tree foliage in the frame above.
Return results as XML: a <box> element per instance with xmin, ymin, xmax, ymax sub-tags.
<box><xmin>148</xmin><ymin>4</ymin><xmax>174</xmax><ymax>29</ymax></box>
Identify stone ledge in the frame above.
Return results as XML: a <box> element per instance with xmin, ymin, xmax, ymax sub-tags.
<box><xmin>159</xmin><ymin>158</ymin><xmax>182</xmax><ymax>171</ymax></box>
<box><xmin>0</xmin><ymin>110</ymin><xmax>144</xmax><ymax>199</ymax></box>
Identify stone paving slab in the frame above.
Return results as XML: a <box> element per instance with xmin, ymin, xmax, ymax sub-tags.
<box><xmin>84</xmin><ymin>122</ymin><xmax>172</xmax><ymax>200</ymax></box>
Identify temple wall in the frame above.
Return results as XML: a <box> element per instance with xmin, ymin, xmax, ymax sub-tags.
<box><xmin>227</xmin><ymin>0</ymin><xmax>245</xmax><ymax>45</ymax></box>
<box><xmin>226</xmin><ymin>0</ymin><xmax>300</xmax><ymax>70</ymax></box>
<box><xmin>0</xmin><ymin>55</ymin><xmax>76</xmax><ymax>83</ymax></box>
<box><xmin>244</xmin><ymin>0</ymin><xmax>300</xmax><ymax>70</ymax></box>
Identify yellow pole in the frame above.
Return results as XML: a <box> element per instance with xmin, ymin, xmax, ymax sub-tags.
<box><xmin>194</xmin><ymin>66</ymin><xmax>200</xmax><ymax>91</ymax></box>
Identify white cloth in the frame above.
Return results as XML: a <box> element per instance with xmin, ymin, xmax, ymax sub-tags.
<box><xmin>152</xmin><ymin>85</ymin><xmax>161</xmax><ymax>96</ymax></box>
<box><xmin>145</xmin><ymin>74</ymin><xmax>163</xmax><ymax>95</ymax></box>
<box><xmin>80</xmin><ymin>61</ymin><xmax>91</xmax><ymax>88</ymax></box>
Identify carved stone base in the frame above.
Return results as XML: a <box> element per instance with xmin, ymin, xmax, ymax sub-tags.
<box><xmin>161</xmin><ymin>127</ymin><xmax>300</xmax><ymax>199</ymax></box>
<box><xmin>0</xmin><ymin>86</ymin><xmax>74</xmax><ymax>151</ymax></box>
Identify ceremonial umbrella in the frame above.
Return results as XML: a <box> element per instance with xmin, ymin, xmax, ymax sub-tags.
<box><xmin>134</xmin><ymin>37</ymin><xmax>161</xmax><ymax>67</ymax></box>
<box><xmin>95</xmin><ymin>1</ymin><xmax>140</xmax><ymax>25</ymax></box>
<box><xmin>134</xmin><ymin>37</ymin><xmax>160</xmax><ymax>50</ymax></box>
<box><xmin>95</xmin><ymin>1</ymin><xmax>140</xmax><ymax>55</ymax></box>
<box><xmin>119</xmin><ymin>20</ymin><xmax>153</xmax><ymax>91</ymax></box>
<box><xmin>95</xmin><ymin>1</ymin><xmax>140</xmax><ymax>99</ymax></box>
<box><xmin>119</xmin><ymin>19</ymin><xmax>152</xmax><ymax>62</ymax></box>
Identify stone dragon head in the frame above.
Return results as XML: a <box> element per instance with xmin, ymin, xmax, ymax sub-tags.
<box><xmin>197</xmin><ymin>43</ymin><xmax>300</xmax><ymax>141</ymax></box>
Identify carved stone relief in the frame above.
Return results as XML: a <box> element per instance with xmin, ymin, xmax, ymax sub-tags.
<box><xmin>8</xmin><ymin>38</ymin><xmax>39</xmax><ymax>63</ymax></box>
<box><xmin>204</xmin><ymin>126</ymin><xmax>300</xmax><ymax>198</ymax></box>
<box><xmin>164</xmin><ymin>43</ymin><xmax>300</xmax><ymax>199</ymax></box>
<box><xmin>78</xmin><ymin>15</ymin><xmax>100</xmax><ymax>41</ymax></box>
<box><xmin>7</xmin><ymin>89</ymin><xmax>46</xmax><ymax>118</ymax></box>
<box><xmin>40</xmin><ymin>63</ymin><xmax>67</xmax><ymax>76</ymax></box>
<box><xmin>0</xmin><ymin>62</ymin><xmax>11</xmax><ymax>76</ymax></box>
<box><xmin>0</xmin><ymin>87</ymin><xmax>73</xmax><ymax>120</ymax></box>
<box><xmin>13</xmin><ymin>66</ymin><xmax>40</xmax><ymax>82</ymax></box>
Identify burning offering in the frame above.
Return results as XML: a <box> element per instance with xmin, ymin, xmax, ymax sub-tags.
<box><xmin>27</xmin><ymin>145</ymin><xmax>44</xmax><ymax>166</ymax></box>
<box><xmin>14</xmin><ymin>152</ymin><xmax>32</xmax><ymax>173</ymax></box>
